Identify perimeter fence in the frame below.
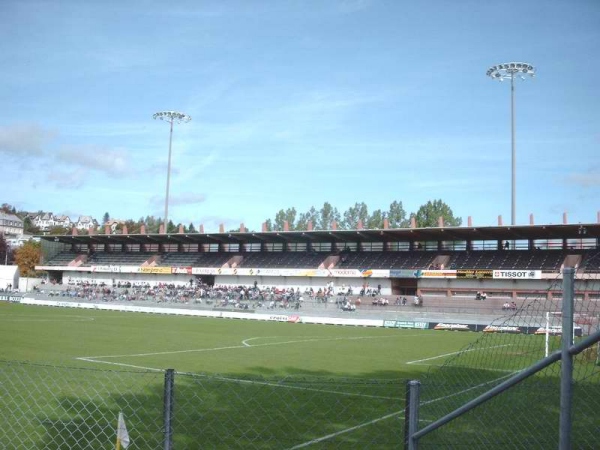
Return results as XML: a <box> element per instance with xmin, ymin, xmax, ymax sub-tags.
<box><xmin>405</xmin><ymin>268</ymin><xmax>600</xmax><ymax>449</ymax></box>
<box><xmin>3</xmin><ymin>271</ymin><xmax>600</xmax><ymax>449</ymax></box>
<box><xmin>0</xmin><ymin>361</ymin><xmax>404</xmax><ymax>449</ymax></box>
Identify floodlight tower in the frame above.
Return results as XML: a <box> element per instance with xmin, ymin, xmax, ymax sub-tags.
<box><xmin>153</xmin><ymin>111</ymin><xmax>191</xmax><ymax>233</ymax></box>
<box><xmin>487</xmin><ymin>62</ymin><xmax>535</xmax><ymax>226</ymax></box>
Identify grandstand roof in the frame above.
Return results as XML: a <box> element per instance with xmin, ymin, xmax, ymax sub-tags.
<box><xmin>39</xmin><ymin>223</ymin><xmax>600</xmax><ymax>247</ymax></box>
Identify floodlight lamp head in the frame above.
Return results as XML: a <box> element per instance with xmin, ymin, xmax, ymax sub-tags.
<box><xmin>487</xmin><ymin>61</ymin><xmax>536</xmax><ymax>82</ymax></box>
<box><xmin>153</xmin><ymin>111</ymin><xmax>192</xmax><ymax>123</ymax></box>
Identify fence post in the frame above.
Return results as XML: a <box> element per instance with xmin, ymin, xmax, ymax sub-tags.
<box><xmin>163</xmin><ymin>368</ymin><xmax>175</xmax><ymax>450</ymax></box>
<box><xmin>404</xmin><ymin>380</ymin><xmax>420</xmax><ymax>450</ymax></box>
<box><xmin>560</xmin><ymin>268</ymin><xmax>574</xmax><ymax>450</ymax></box>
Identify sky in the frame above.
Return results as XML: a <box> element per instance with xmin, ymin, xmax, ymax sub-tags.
<box><xmin>1</xmin><ymin>0</ymin><xmax>599</xmax><ymax>231</ymax></box>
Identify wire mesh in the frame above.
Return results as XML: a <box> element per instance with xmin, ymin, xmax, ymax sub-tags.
<box><xmin>172</xmin><ymin>373</ymin><xmax>403</xmax><ymax>449</ymax></box>
<box><xmin>415</xmin><ymin>273</ymin><xmax>600</xmax><ymax>449</ymax></box>
<box><xmin>0</xmin><ymin>361</ymin><xmax>164</xmax><ymax>449</ymax></box>
<box><xmin>0</xmin><ymin>360</ymin><xmax>404</xmax><ymax>449</ymax></box>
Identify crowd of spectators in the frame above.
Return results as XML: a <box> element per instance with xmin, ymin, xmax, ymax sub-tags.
<box><xmin>33</xmin><ymin>281</ymin><xmax>343</xmax><ymax>310</ymax></box>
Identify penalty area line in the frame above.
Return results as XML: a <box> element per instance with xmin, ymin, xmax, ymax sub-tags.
<box><xmin>406</xmin><ymin>344</ymin><xmax>512</xmax><ymax>365</ymax></box>
<box><xmin>286</xmin><ymin>370</ymin><xmax>519</xmax><ymax>449</ymax></box>
<box><xmin>82</xmin><ymin>334</ymin><xmax>419</xmax><ymax>360</ymax></box>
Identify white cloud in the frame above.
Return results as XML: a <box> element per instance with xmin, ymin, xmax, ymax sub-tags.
<box><xmin>57</xmin><ymin>146</ymin><xmax>129</xmax><ymax>177</ymax></box>
<box><xmin>566</xmin><ymin>171</ymin><xmax>600</xmax><ymax>188</ymax></box>
<box><xmin>149</xmin><ymin>192</ymin><xmax>206</xmax><ymax>208</ymax></box>
<box><xmin>46</xmin><ymin>168</ymin><xmax>88</xmax><ymax>189</ymax></box>
<box><xmin>0</xmin><ymin>123</ymin><xmax>56</xmax><ymax>156</ymax></box>
<box><xmin>170</xmin><ymin>193</ymin><xmax>207</xmax><ymax>206</ymax></box>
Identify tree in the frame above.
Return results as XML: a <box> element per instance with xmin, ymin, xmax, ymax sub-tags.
<box><xmin>273</xmin><ymin>207</ymin><xmax>297</xmax><ymax>231</ymax></box>
<box><xmin>366</xmin><ymin>209</ymin><xmax>384</xmax><ymax>229</ymax></box>
<box><xmin>296</xmin><ymin>206</ymin><xmax>319</xmax><ymax>231</ymax></box>
<box><xmin>188</xmin><ymin>223</ymin><xmax>197</xmax><ymax>233</ymax></box>
<box><xmin>123</xmin><ymin>219</ymin><xmax>136</xmax><ymax>233</ymax></box>
<box><xmin>143</xmin><ymin>216</ymin><xmax>161</xmax><ymax>233</ymax></box>
<box><xmin>167</xmin><ymin>220</ymin><xmax>177</xmax><ymax>233</ymax></box>
<box><xmin>23</xmin><ymin>216</ymin><xmax>41</xmax><ymax>235</ymax></box>
<box><xmin>0</xmin><ymin>234</ymin><xmax>12</xmax><ymax>265</ymax></box>
<box><xmin>1</xmin><ymin>203</ymin><xmax>17</xmax><ymax>214</ymax></box>
<box><xmin>413</xmin><ymin>199</ymin><xmax>462</xmax><ymax>228</ymax></box>
<box><xmin>317</xmin><ymin>202</ymin><xmax>341</xmax><ymax>230</ymax></box>
<box><xmin>388</xmin><ymin>200</ymin><xmax>409</xmax><ymax>228</ymax></box>
<box><xmin>14</xmin><ymin>241</ymin><xmax>41</xmax><ymax>277</ymax></box>
<box><xmin>47</xmin><ymin>226</ymin><xmax>70</xmax><ymax>235</ymax></box>
<box><xmin>341</xmin><ymin>202</ymin><xmax>369</xmax><ymax>230</ymax></box>
<box><xmin>103</xmin><ymin>212</ymin><xmax>110</xmax><ymax>224</ymax></box>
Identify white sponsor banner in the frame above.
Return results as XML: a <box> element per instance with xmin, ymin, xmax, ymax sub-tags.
<box><xmin>91</xmin><ymin>265</ymin><xmax>122</xmax><ymax>273</ymax></box>
<box><xmin>434</xmin><ymin>323</ymin><xmax>471</xmax><ymax>331</ymax></box>
<box><xmin>190</xmin><ymin>267</ymin><xmax>390</xmax><ymax>278</ymax></box>
<box><xmin>483</xmin><ymin>325</ymin><xmax>521</xmax><ymax>334</ymax></box>
<box><xmin>493</xmin><ymin>270</ymin><xmax>541</xmax><ymax>280</ymax></box>
<box><xmin>417</xmin><ymin>270</ymin><xmax>457</xmax><ymax>279</ymax></box>
<box><xmin>191</xmin><ymin>267</ymin><xmax>218</xmax><ymax>275</ymax></box>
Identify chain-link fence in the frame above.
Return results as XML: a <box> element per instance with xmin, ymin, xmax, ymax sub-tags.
<box><xmin>406</xmin><ymin>269</ymin><xmax>600</xmax><ymax>449</ymax></box>
<box><xmin>0</xmin><ymin>361</ymin><xmax>404</xmax><ymax>449</ymax></box>
<box><xmin>3</xmin><ymin>272</ymin><xmax>599</xmax><ymax>449</ymax></box>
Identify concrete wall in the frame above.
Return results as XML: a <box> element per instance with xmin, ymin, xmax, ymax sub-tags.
<box><xmin>19</xmin><ymin>277</ymin><xmax>44</xmax><ymax>292</ymax></box>
<box><xmin>0</xmin><ymin>265</ymin><xmax>19</xmax><ymax>290</ymax></box>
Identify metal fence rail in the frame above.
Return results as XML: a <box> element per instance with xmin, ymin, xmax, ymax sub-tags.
<box><xmin>405</xmin><ymin>268</ymin><xmax>600</xmax><ymax>450</ymax></box>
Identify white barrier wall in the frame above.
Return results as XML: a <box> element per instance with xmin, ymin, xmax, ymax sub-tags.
<box><xmin>19</xmin><ymin>298</ymin><xmax>384</xmax><ymax>327</ymax></box>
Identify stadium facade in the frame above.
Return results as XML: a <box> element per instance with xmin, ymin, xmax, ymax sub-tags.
<box><xmin>35</xmin><ymin>220</ymin><xmax>600</xmax><ymax>301</ymax></box>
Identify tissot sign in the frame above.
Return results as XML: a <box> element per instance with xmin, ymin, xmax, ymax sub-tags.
<box><xmin>493</xmin><ymin>270</ymin><xmax>541</xmax><ymax>280</ymax></box>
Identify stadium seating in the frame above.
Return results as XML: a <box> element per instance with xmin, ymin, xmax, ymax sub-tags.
<box><xmin>239</xmin><ymin>252</ymin><xmax>327</xmax><ymax>268</ymax></box>
<box><xmin>446</xmin><ymin>250</ymin><xmax>568</xmax><ymax>271</ymax></box>
<box><xmin>45</xmin><ymin>251</ymin><xmax>80</xmax><ymax>266</ymax></box>
<box><xmin>580</xmin><ymin>250</ymin><xmax>600</xmax><ymax>272</ymax></box>
<box><xmin>43</xmin><ymin>249</ymin><xmax>600</xmax><ymax>272</ymax></box>
<box><xmin>337</xmin><ymin>251</ymin><xmax>436</xmax><ymax>269</ymax></box>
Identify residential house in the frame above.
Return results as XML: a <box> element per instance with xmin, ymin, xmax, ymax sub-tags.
<box><xmin>0</xmin><ymin>212</ymin><xmax>24</xmax><ymax>237</ymax></box>
<box><xmin>33</xmin><ymin>212</ymin><xmax>55</xmax><ymax>231</ymax></box>
<box><xmin>54</xmin><ymin>215</ymin><xmax>72</xmax><ymax>229</ymax></box>
<box><xmin>76</xmin><ymin>216</ymin><xmax>98</xmax><ymax>231</ymax></box>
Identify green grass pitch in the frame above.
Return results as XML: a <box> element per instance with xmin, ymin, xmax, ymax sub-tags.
<box><xmin>2</xmin><ymin>303</ymin><xmax>597</xmax><ymax>449</ymax></box>
<box><xmin>0</xmin><ymin>303</ymin><xmax>480</xmax><ymax>375</ymax></box>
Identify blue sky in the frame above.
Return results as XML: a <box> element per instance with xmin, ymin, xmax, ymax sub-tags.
<box><xmin>1</xmin><ymin>0</ymin><xmax>598</xmax><ymax>231</ymax></box>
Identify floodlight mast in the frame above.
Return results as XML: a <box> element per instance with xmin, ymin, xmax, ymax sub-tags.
<box><xmin>153</xmin><ymin>111</ymin><xmax>192</xmax><ymax>233</ymax></box>
<box><xmin>487</xmin><ymin>62</ymin><xmax>535</xmax><ymax>226</ymax></box>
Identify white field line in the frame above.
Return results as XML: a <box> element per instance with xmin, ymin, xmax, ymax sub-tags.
<box><xmin>78</xmin><ymin>334</ymin><xmax>422</xmax><ymax>360</ymax></box>
<box><xmin>76</xmin><ymin>334</ymin><xmax>422</xmax><ymax>401</ymax></box>
<box><xmin>176</xmin><ymin>371</ymin><xmax>399</xmax><ymax>401</ymax></box>
<box><xmin>285</xmin><ymin>371</ymin><xmax>518</xmax><ymax>449</ymax></box>
<box><xmin>0</xmin><ymin>314</ymin><xmax>95</xmax><ymax>322</ymax></box>
<box><xmin>287</xmin><ymin>409</ymin><xmax>404</xmax><ymax>449</ymax></box>
<box><xmin>76</xmin><ymin>358</ymin><xmax>164</xmax><ymax>372</ymax></box>
<box><xmin>406</xmin><ymin>344</ymin><xmax>512</xmax><ymax>365</ymax></box>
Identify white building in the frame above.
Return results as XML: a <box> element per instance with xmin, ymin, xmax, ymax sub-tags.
<box><xmin>76</xmin><ymin>215</ymin><xmax>98</xmax><ymax>231</ymax></box>
<box><xmin>33</xmin><ymin>212</ymin><xmax>55</xmax><ymax>231</ymax></box>
<box><xmin>6</xmin><ymin>234</ymin><xmax>38</xmax><ymax>249</ymax></box>
<box><xmin>54</xmin><ymin>215</ymin><xmax>72</xmax><ymax>229</ymax></box>
<box><xmin>0</xmin><ymin>212</ymin><xmax>24</xmax><ymax>236</ymax></box>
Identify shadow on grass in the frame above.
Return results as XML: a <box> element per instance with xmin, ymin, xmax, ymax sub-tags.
<box><xmin>2</xmin><ymin>360</ymin><xmax>598</xmax><ymax>450</ymax></box>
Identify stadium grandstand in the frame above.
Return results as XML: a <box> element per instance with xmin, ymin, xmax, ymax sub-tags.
<box><xmin>34</xmin><ymin>216</ymin><xmax>600</xmax><ymax>313</ymax></box>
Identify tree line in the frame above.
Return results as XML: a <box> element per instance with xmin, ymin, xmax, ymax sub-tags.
<box><xmin>263</xmin><ymin>199</ymin><xmax>462</xmax><ymax>231</ymax></box>
<box><xmin>1</xmin><ymin>199</ymin><xmax>461</xmax><ymax>277</ymax></box>
<box><xmin>2</xmin><ymin>199</ymin><xmax>462</xmax><ymax>236</ymax></box>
